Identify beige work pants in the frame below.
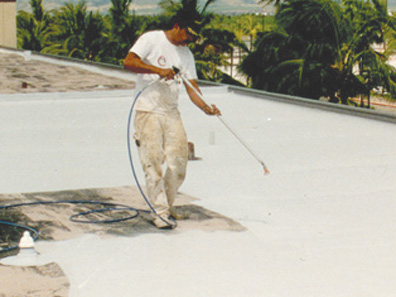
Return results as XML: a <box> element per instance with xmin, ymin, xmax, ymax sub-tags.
<box><xmin>134</xmin><ymin>111</ymin><xmax>188</xmax><ymax>217</ymax></box>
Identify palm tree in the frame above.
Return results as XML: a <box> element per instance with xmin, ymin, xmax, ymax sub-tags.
<box><xmin>315</xmin><ymin>0</ymin><xmax>395</xmax><ymax>105</ymax></box>
<box><xmin>106</xmin><ymin>0</ymin><xmax>149</xmax><ymax>64</ymax></box>
<box><xmin>159</xmin><ymin>0</ymin><xmax>183</xmax><ymax>15</ymax></box>
<box><xmin>340</xmin><ymin>0</ymin><xmax>394</xmax><ymax>105</ymax></box>
<box><xmin>17</xmin><ymin>0</ymin><xmax>52</xmax><ymax>51</ymax></box>
<box><xmin>191</xmin><ymin>28</ymin><xmax>235</xmax><ymax>80</ymax></box>
<box><xmin>45</xmin><ymin>1</ymin><xmax>108</xmax><ymax>61</ymax></box>
<box><xmin>240</xmin><ymin>0</ymin><xmax>396</xmax><ymax>104</ymax></box>
<box><xmin>160</xmin><ymin>0</ymin><xmax>217</xmax><ymax>18</ymax></box>
<box><xmin>241</xmin><ymin>0</ymin><xmax>340</xmax><ymax>98</ymax></box>
<box><xmin>239</xmin><ymin>15</ymin><xmax>262</xmax><ymax>51</ymax></box>
<box><xmin>259</xmin><ymin>0</ymin><xmax>285</xmax><ymax>9</ymax></box>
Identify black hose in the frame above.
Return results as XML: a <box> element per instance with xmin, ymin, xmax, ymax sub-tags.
<box><xmin>126</xmin><ymin>84</ymin><xmax>177</xmax><ymax>228</ymax></box>
<box><xmin>0</xmin><ymin>77</ymin><xmax>177</xmax><ymax>253</ymax></box>
<box><xmin>0</xmin><ymin>200</ymin><xmax>148</xmax><ymax>252</ymax></box>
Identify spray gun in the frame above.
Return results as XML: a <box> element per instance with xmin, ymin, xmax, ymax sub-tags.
<box><xmin>173</xmin><ymin>66</ymin><xmax>270</xmax><ymax>175</ymax></box>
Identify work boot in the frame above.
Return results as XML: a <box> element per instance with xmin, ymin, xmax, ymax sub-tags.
<box><xmin>170</xmin><ymin>207</ymin><xmax>187</xmax><ymax>220</ymax></box>
<box><xmin>153</xmin><ymin>215</ymin><xmax>177</xmax><ymax>229</ymax></box>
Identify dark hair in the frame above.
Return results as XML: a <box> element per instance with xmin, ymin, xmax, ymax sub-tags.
<box><xmin>171</xmin><ymin>9</ymin><xmax>202</xmax><ymax>33</ymax></box>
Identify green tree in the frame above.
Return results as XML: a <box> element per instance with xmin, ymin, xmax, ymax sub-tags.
<box><xmin>17</xmin><ymin>0</ymin><xmax>52</xmax><ymax>51</ymax></box>
<box><xmin>209</xmin><ymin>14</ymin><xmax>276</xmax><ymax>83</ymax></box>
<box><xmin>240</xmin><ymin>0</ymin><xmax>396</xmax><ymax>104</ymax></box>
<box><xmin>106</xmin><ymin>0</ymin><xmax>146</xmax><ymax>64</ymax></box>
<box><xmin>45</xmin><ymin>1</ymin><xmax>108</xmax><ymax>61</ymax></box>
<box><xmin>260</xmin><ymin>0</ymin><xmax>285</xmax><ymax>8</ymax></box>
<box><xmin>339</xmin><ymin>0</ymin><xmax>395</xmax><ymax>104</ymax></box>
<box><xmin>192</xmin><ymin>27</ymin><xmax>247</xmax><ymax>85</ymax></box>
<box><xmin>160</xmin><ymin>0</ymin><xmax>217</xmax><ymax>17</ymax></box>
<box><xmin>239</xmin><ymin>15</ymin><xmax>262</xmax><ymax>51</ymax></box>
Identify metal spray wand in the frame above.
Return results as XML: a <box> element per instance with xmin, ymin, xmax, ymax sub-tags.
<box><xmin>176</xmin><ymin>68</ymin><xmax>270</xmax><ymax>175</ymax></box>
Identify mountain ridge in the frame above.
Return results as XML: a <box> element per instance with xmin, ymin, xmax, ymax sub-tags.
<box><xmin>16</xmin><ymin>0</ymin><xmax>269</xmax><ymax>15</ymax></box>
<box><xmin>16</xmin><ymin>0</ymin><xmax>396</xmax><ymax>16</ymax></box>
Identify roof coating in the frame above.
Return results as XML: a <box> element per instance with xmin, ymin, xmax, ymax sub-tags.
<box><xmin>1</xmin><ymin>47</ymin><xmax>396</xmax><ymax>297</ymax></box>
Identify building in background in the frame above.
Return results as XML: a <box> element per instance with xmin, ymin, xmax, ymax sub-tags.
<box><xmin>0</xmin><ymin>0</ymin><xmax>16</xmax><ymax>48</ymax></box>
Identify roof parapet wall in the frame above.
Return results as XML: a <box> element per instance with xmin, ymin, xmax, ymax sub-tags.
<box><xmin>228</xmin><ymin>85</ymin><xmax>396</xmax><ymax>124</ymax></box>
<box><xmin>1</xmin><ymin>45</ymin><xmax>395</xmax><ymax>124</ymax></box>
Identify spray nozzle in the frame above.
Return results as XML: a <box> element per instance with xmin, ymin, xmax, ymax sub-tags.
<box><xmin>172</xmin><ymin>66</ymin><xmax>181</xmax><ymax>75</ymax></box>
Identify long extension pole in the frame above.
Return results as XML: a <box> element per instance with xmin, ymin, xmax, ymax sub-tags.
<box><xmin>179</xmin><ymin>72</ymin><xmax>270</xmax><ymax>175</ymax></box>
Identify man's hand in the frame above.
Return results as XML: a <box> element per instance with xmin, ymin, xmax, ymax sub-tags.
<box><xmin>124</xmin><ymin>53</ymin><xmax>176</xmax><ymax>80</ymax></box>
<box><xmin>158</xmin><ymin>68</ymin><xmax>177</xmax><ymax>80</ymax></box>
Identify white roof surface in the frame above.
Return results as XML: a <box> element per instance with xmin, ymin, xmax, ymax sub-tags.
<box><xmin>1</xmin><ymin>51</ymin><xmax>396</xmax><ymax>297</ymax></box>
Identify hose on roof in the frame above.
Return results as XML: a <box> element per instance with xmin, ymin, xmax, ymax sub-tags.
<box><xmin>0</xmin><ymin>75</ymin><xmax>177</xmax><ymax>253</ymax></box>
<box><xmin>126</xmin><ymin>77</ymin><xmax>177</xmax><ymax>228</ymax></box>
<box><xmin>0</xmin><ymin>200</ymin><xmax>147</xmax><ymax>252</ymax></box>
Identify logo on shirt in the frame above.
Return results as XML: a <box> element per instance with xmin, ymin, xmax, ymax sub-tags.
<box><xmin>158</xmin><ymin>56</ymin><xmax>166</xmax><ymax>67</ymax></box>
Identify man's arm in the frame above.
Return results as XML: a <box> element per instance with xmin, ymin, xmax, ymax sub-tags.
<box><xmin>123</xmin><ymin>52</ymin><xmax>176</xmax><ymax>80</ymax></box>
<box><xmin>184</xmin><ymin>79</ymin><xmax>221</xmax><ymax>116</ymax></box>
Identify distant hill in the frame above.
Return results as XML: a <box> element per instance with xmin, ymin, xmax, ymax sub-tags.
<box><xmin>17</xmin><ymin>0</ymin><xmax>396</xmax><ymax>16</ymax></box>
<box><xmin>16</xmin><ymin>0</ymin><xmax>270</xmax><ymax>15</ymax></box>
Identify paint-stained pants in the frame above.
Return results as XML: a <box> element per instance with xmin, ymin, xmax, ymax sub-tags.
<box><xmin>134</xmin><ymin>111</ymin><xmax>188</xmax><ymax>216</ymax></box>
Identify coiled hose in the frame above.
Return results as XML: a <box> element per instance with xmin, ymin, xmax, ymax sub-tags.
<box><xmin>0</xmin><ymin>77</ymin><xmax>175</xmax><ymax>253</ymax></box>
<box><xmin>0</xmin><ymin>200</ymin><xmax>145</xmax><ymax>252</ymax></box>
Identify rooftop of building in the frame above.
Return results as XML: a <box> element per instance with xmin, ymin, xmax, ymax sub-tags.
<box><xmin>1</xmin><ymin>46</ymin><xmax>396</xmax><ymax>297</ymax></box>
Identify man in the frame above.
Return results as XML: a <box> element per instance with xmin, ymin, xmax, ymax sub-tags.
<box><xmin>123</xmin><ymin>11</ymin><xmax>220</xmax><ymax>229</ymax></box>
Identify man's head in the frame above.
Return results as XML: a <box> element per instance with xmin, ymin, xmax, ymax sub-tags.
<box><xmin>169</xmin><ymin>9</ymin><xmax>202</xmax><ymax>45</ymax></box>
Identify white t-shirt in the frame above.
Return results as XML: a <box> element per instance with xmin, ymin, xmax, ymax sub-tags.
<box><xmin>130</xmin><ymin>30</ymin><xmax>198</xmax><ymax>114</ymax></box>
